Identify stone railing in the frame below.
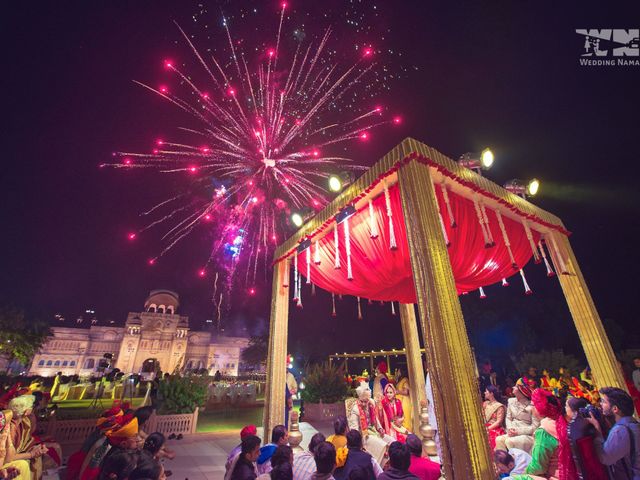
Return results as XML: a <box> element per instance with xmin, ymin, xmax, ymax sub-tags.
<box><xmin>39</xmin><ymin>408</ymin><xmax>199</xmax><ymax>445</ymax></box>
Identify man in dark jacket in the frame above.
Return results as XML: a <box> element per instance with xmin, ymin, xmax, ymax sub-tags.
<box><xmin>333</xmin><ymin>430</ymin><xmax>376</xmax><ymax>480</ymax></box>
<box><xmin>230</xmin><ymin>435</ymin><xmax>261</xmax><ymax>480</ymax></box>
<box><xmin>377</xmin><ymin>442</ymin><xmax>419</xmax><ymax>480</ymax></box>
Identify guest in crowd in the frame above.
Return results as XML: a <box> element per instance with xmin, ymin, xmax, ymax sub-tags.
<box><xmin>333</xmin><ymin>430</ymin><xmax>383</xmax><ymax>480</ymax></box>
<box><xmin>226</xmin><ymin>426</ymin><xmax>258</xmax><ymax>475</ymax></box>
<box><xmin>257</xmin><ymin>426</ymin><xmax>288</xmax><ymax>475</ymax></box>
<box><xmin>0</xmin><ymin>411</ymin><xmax>32</xmax><ymax>480</ymax></box>
<box><xmin>405</xmin><ymin>434</ymin><xmax>440</xmax><ymax>480</ymax></box>
<box><xmin>493</xmin><ymin>449</ymin><xmax>531</xmax><ymax>477</ymax></box>
<box><xmin>228</xmin><ymin>435</ymin><xmax>261</xmax><ymax>480</ymax></box>
<box><xmin>586</xmin><ymin>387</ymin><xmax>640</xmax><ymax>479</ymax></box>
<box><xmin>257</xmin><ymin>445</ymin><xmax>292</xmax><ymax>480</ymax></box>
<box><xmin>565</xmin><ymin>397</ymin><xmax>607</xmax><ymax>479</ymax></box>
<box><xmin>390</xmin><ymin>415</ymin><xmax>410</xmax><ymax>443</ymax></box>
<box><xmin>377</xmin><ymin>442</ymin><xmax>418</xmax><ymax>480</ymax></box>
<box><xmin>633</xmin><ymin>357</ymin><xmax>640</xmax><ymax>393</ymax></box>
<box><xmin>395</xmin><ymin>371</ymin><xmax>413</xmax><ymax>431</ymax></box>
<box><xmin>372</xmin><ymin>363</ymin><xmax>390</xmax><ymax>403</ymax></box>
<box><xmin>311</xmin><ymin>442</ymin><xmax>336</xmax><ymax>480</ymax></box>
<box><xmin>495</xmin><ymin>378</ymin><xmax>539</xmax><ymax>453</ymax></box>
<box><xmin>483</xmin><ymin>385</ymin><xmax>506</xmax><ymax>450</ymax></box>
<box><xmin>618</xmin><ymin>360</ymin><xmax>640</xmax><ymax>417</ymax></box>
<box><xmin>129</xmin><ymin>451</ymin><xmax>165</xmax><ymax>480</ymax></box>
<box><xmin>97</xmin><ymin>449</ymin><xmax>138</xmax><ymax>480</ymax></box>
<box><xmin>510</xmin><ymin>388</ymin><xmax>577</xmax><ymax>480</ymax></box>
<box><xmin>133</xmin><ymin>407</ymin><xmax>154</xmax><ymax>440</ymax></box>
<box><xmin>326</xmin><ymin>417</ymin><xmax>348</xmax><ymax>450</ymax></box>
<box><xmin>292</xmin><ymin>433</ymin><xmax>325</xmax><ymax>480</ymax></box>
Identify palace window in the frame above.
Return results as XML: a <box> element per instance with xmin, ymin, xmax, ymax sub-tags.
<box><xmin>84</xmin><ymin>359</ymin><xmax>95</xmax><ymax>369</ymax></box>
<box><xmin>70</xmin><ymin>361</ymin><xmax>76</xmax><ymax>367</ymax></box>
<box><xmin>62</xmin><ymin>361</ymin><xmax>68</xmax><ymax>367</ymax></box>
<box><xmin>54</xmin><ymin>360</ymin><xmax>61</xmax><ymax>367</ymax></box>
<box><xmin>46</xmin><ymin>360</ymin><xmax>53</xmax><ymax>366</ymax></box>
<box><xmin>38</xmin><ymin>360</ymin><xmax>45</xmax><ymax>366</ymax></box>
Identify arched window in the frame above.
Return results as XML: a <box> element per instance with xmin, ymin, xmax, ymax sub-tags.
<box><xmin>62</xmin><ymin>361</ymin><xmax>68</xmax><ymax>367</ymax></box>
<box><xmin>46</xmin><ymin>360</ymin><xmax>53</xmax><ymax>367</ymax></box>
<box><xmin>38</xmin><ymin>360</ymin><xmax>45</xmax><ymax>366</ymax></box>
<box><xmin>70</xmin><ymin>361</ymin><xmax>76</xmax><ymax>367</ymax></box>
<box><xmin>186</xmin><ymin>360</ymin><xmax>193</xmax><ymax>370</ymax></box>
<box><xmin>158</xmin><ymin>305</ymin><xmax>166</xmax><ymax>314</ymax></box>
<box><xmin>167</xmin><ymin>306</ymin><xmax>174</xmax><ymax>314</ymax></box>
<box><xmin>54</xmin><ymin>360</ymin><xmax>61</xmax><ymax>367</ymax></box>
<box><xmin>84</xmin><ymin>359</ymin><xmax>95</xmax><ymax>369</ymax></box>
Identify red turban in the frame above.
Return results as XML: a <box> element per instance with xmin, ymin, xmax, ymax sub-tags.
<box><xmin>240</xmin><ymin>425</ymin><xmax>257</xmax><ymax>439</ymax></box>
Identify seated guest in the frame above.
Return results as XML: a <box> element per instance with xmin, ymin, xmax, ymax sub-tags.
<box><xmin>257</xmin><ymin>445</ymin><xmax>292</xmax><ymax>480</ymax></box>
<box><xmin>510</xmin><ymin>388</ymin><xmax>577</xmax><ymax>479</ymax></box>
<box><xmin>311</xmin><ymin>442</ymin><xmax>336</xmax><ymax>480</ymax></box>
<box><xmin>129</xmin><ymin>451</ymin><xmax>165</xmax><ymax>480</ymax></box>
<box><xmin>228</xmin><ymin>435</ymin><xmax>261</xmax><ymax>480</ymax></box>
<box><xmin>495</xmin><ymin>378</ymin><xmax>539</xmax><ymax>454</ymax></box>
<box><xmin>133</xmin><ymin>407</ymin><xmax>154</xmax><ymax>440</ymax></box>
<box><xmin>257</xmin><ymin>425</ymin><xmax>288</xmax><ymax>475</ymax></box>
<box><xmin>334</xmin><ymin>430</ymin><xmax>382</xmax><ymax>480</ymax></box>
<box><xmin>493</xmin><ymin>449</ymin><xmax>531</xmax><ymax>477</ymax></box>
<box><xmin>565</xmin><ymin>397</ymin><xmax>607</xmax><ymax>480</ymax></box>
<box><xmin>405</xmin><ymin>434</ymin><xmax>440</xmax><ymax>480</ymax></box>
<box><xmin>390</xmin><ymin>415</ymin><xmax>410</xmax><ymax>443</ymax></box>
<box><xmin>226</xmin><ymin>426</ymin><xmax>258</xmax><ymax>475</ymax></box>
<box><xmin>326</xmin><ymin>417</ymin><xmax>348</xmax><ymax>450</ymax></box>
<box><xmin>292</xmin><ymin>433</ymin><xmax>325</xmax><ymax>480</ymax></box>
<box><xmin>97</xmin><ymin>449</ymin><xmax>139</xmax><ymax>480</ymax></box>
<box><xmin>0</xmin><ymin>411</ymin><xmax>32</xmax><ymax>480</ymax></box>
<box><xmin>483</xmin><ymin>385</ymin><xmax>506</xmax><ymax>450</ymax></box>
<box><xmin>143</xmin><ymin>432</ymin><xmax>174</xmax><ymax>463</ymax></box>
<box><xmin>377</xmin><ymin>442</ymin><xmax>418</xmax><ymax>480</ymax></box>
<box><xmin>80</xmin><ymin>414</ymin><xmax>140</xmax><ymax>480</ymax></box>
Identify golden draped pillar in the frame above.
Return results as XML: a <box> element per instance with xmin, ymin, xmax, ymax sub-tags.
<box><xmin>398</xmin><ymin>303</ymin><xmax>427</xmax><ymax>434</ymax></box>
<box><xmin>546</xmin><ymin>231</ymin><xmax>626</xmax><ymax>391</ymax></box>
<box><xmin>262</xmin><ymin>259</ymin><xmax>290</xmax><ymax>441</ymax></box>
<box><xmin>398</xmin><ymin>160</ymin><xmax>494</xmax><ymax>479</ymax></box>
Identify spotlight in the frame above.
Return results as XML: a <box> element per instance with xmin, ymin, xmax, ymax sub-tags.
<box><xmin>291</xmin><ymin>213</ymin><xmax>303</xmax><ymax>227</ymax></box>
<box><xmin>504</xmin><ymin>178</ymin><xmax>541</xmax><ymax>198</ymax></box>
<box><xmin>328</xmin><ymin>175</ymin><xmax>342</xmax><ymax>192</ymax></box>
<box><xmin>458</xmin><ymin>148</ymin><xmax>494</xmax><ymax>174</ymax></box>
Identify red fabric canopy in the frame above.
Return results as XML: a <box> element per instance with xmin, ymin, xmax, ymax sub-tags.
<box><xmin>295</xmin><ymin>183</ymin><xmax>540</xmax><ymax>303</ymax></box>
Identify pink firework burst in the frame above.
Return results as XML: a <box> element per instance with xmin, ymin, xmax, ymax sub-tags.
<box><xmin>112</xmin><ymin>5</ymin><xmax>399</xmax><ymax>280</ymax></box>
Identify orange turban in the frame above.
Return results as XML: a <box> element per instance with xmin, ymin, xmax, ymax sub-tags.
<box><xmin>105</xmin><ymin>415</ymin><xmax>138</xmax><ymax>446</ymax></box>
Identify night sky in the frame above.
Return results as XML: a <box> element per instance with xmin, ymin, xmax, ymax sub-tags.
<box><xmin>3</xmin><ymin>2</ymin><xmax>639</xmax><ymax>363</ymax></box>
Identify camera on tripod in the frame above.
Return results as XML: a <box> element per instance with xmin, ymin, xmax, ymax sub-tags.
<box><xmin>97</xmin><ymin>353</ymin><xmax>113</xmax><ymax>373</ymax></box>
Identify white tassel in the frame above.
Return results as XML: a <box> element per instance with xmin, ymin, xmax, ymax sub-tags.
<box><xmin>314</xmin><ymin>241</ymin><xmax>321</xmax><ymax>265</ymax></box>
<box><xmin>334</xmin><ymin>224</ymin><xmax>340</xmax><ymax>269</ymax></box>
<box><xmin>520</xmin><ymin>269</ymin><xmax>533</xmax><ymax>295</ymax></box>
<box><xmin>369</xmin><ymin>200</ymin><xmax>379</xmax><ymax>239</ymax></box>
<box><xmin>439</xmin><ymin>212</ymin><xmax>450</xmax><ymax>247</ymax></box>
<box><xmin>496</xmin><ymin>211</ymin><xmax>518</xmax><ymax>269</ymax></box>
<box><xmin>331</xmin><ymin>293</ymin><xmax>337</xmax><ymax>317</ymax></box>
<box><xmin>391</xmin><ymin>301</ymin><xmax>396</xmax><ymax>316</ymax></box>
<box><xmin>502</xmin><ymin>278</ymin><xmax>509</xmax><ymax>287</ymax></box>
<box><xmin>384</xmin><ymin>184</ymin><xmax>397</xmax><ymax>250</ymax></box>
<box><xmin>440</xmin><ymin>182</ymin><xmax>456</xmax><ymax>227</ymax></box>
<box><xmin>357</xmin><ymin>297</ymin><xmax>362</xmax><ymax>320</ymax></box>
<box><xmin>293</xmin><ymin>254</ymin><xmax>299</xmax><ymax>301</ymax></box>
<box><xmin>306</xmin><ymin>247</ymin><xmax>311</xmax><ymax>284</ymax></box>
<box><xmin>344</xmin><ymin>217</ymin><xmax>353</xmax><ymax>280</ymax></box>
<box><xmin>480</xmin><ymin>202</ymin><xmax>495</xmax><ymax>247</ymax></box>
<box><xmin>296</xmin><ymin>269</ymin><xmax>303</xmax><ymax>308</ymax></box>
<box><xmin>522</xmin><ymin>220</ymin><xmax>541</xmax><ymax>263</ymax></box>
<box><xmin>538</xmin><ymin>240</ymin><xmax>555</xmax><ymax>277</ymax></box>
<box><xmin>479</xmin><ymin>287</ymin><xmax>487</xmax><ymax>299</ymax></box>
<box><xmin>473</xmin><ymin>197</ymin><xmax>492</xmax><ymax>248</ymax></box>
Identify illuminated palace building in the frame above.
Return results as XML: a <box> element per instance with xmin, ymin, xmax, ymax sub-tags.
<box><xmin>28</xmin><ymin>290</ymin><xmax>249</xmax><ymax>377</ymax></box>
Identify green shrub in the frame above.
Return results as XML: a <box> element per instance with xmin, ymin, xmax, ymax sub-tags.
<box><xmin>300</xmin><ymin>363</ymin><xmax>349</xmax><ymax>404</ymax></box>
<box><xmin>514</xmin><ymin>350</ymin><xmax>583</xmax><ymax>377</ymax></box>
<box><xmin>157</xmin><ymin>375</ymin><xmax>207</xmax><ymax>414</ymax></box>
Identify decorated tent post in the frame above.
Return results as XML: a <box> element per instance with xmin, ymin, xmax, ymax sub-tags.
<box><xmin>262</xmin><ymin>259</ymin><xmax>290</xmax><ymax>442</ymax></box>
<box><xmin>398</xmin><ymin>159</ymin><xmax>494</xmax><ymax>479</ymax></box>
<box><xmin>398</xmin><ymin>303</ymin><xmax>427</xmax><ymax>434</ymax></box>
<box><xmin>547</xmin><ymin>231</ymin><xmax>626</xmax><ymax>391</ymax></box>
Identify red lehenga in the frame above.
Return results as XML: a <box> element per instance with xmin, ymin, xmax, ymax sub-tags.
<box><xmin>483</xmin><ymin>400</ymin><xmax>506</xmax><ymax>450</ymax></box>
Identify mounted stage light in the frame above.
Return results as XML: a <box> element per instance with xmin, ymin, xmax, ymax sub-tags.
<box><xmin>335</xmin><ymin>204</ymin><xmax>357</xmax><ymax>224</ymax></box>
<box><xmin>328</xmin><ymin>171</ymin><xmax>355</xmax><ymax>193</ymax></box>
<box><xmin>504</xmin><ymin>178</ymin><xmax>541</xmax><ymax>198</ymax></box>
<box><xmin>291</xmin><ymin>207</ymin><xmax>314</xmax><ymax>229</ymax></box>
<box><xmin>458</xmin><ymin>148</ymin><xmax>494</xmax><ymax>173</ymax></box>
<box><xmin>291</xmin><ymin>213</ymin><xmax>303</xmax><ymax>227</ymax></box>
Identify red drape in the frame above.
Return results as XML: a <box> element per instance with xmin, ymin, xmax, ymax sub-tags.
<box><xmin>295</xmin><ymin>184</ymin><xmax>540</xmax><ymax>303</ymax></box>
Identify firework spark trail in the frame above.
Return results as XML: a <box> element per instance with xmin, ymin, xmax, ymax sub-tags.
<box><xmin>113</xmin><ymin>4</ymin><xmax>401</xmax><ymax>286</ymax></box>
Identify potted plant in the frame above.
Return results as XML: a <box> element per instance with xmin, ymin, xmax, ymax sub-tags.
<box><xmin>300</xmin><ymin>363</ymin><xmax>349</xmax><ymax>422</ymax></box>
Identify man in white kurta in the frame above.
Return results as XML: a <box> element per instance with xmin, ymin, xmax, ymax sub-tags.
<box><xmin>494</xmin><ymin>378</ymin><xmax>539</xmax><ymax>453</ymax></box>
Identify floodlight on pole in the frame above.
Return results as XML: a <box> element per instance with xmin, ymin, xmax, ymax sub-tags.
<box><xmin>504</xmin><ymin>178</ymin><xmax>541</xmax><ymax>199</ymax></box>
<box><xmin>291</xmin><ymin>213</ymin><xmax>303</xmax><ymax>227</ymax></box>
<box><xmin>458</xmin><ymin>148</ymin><xmax>495</xmax><ymax>174</ymax></box>
<box><xmin>328</xmin><ymin>171</ymin><xmax>355</xmax><ymax>193</ymax></box>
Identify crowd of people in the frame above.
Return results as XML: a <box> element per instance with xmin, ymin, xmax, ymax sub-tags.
<box><xmin>480</xmin><ymin>360</ymin><xmax>640</xmax><ymax>479</ymax></box>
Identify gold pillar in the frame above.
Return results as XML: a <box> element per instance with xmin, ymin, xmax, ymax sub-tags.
<box><xmin>399</xmin><ymin>303</ymin><xmax>427</xmax><ymax>434</ymax></box>
<box><xmin>262</xmin><ymin>259</ymin><xmax>290</xmax><ymax>442</ymax></box>
<box><xmin>398</xmin><ymin>160</ymin><xmax>493</xmax><ymax>479</ymax></box>
<box><xmin>547</xmin><ymin>231</ymin><xmax>626</xmax><ymax>390</ymax></box>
